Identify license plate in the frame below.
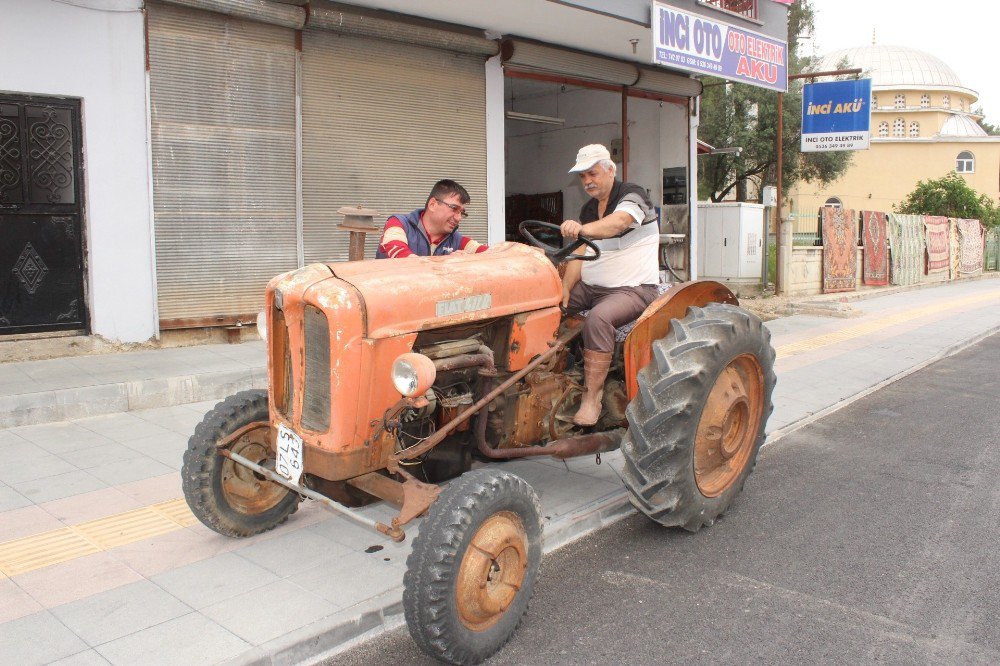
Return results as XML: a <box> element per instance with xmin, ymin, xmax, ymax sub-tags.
<box><xmin>276</xmin><ymin>424</ymin><xmax>304</xmax><ymax>486</ymax></box>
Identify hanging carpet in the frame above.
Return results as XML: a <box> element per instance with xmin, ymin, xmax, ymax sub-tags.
<box><xmin>954</xmin><ymin>218</ymin><xmax>984</xmax><ymax>277</ymax></box>
<box><xmin>887</xmin><ymin>214</ymin><xmax>925</xmax><ymax>286</ymax></box>
<box><xmin>924</xmin><ymin>216</ymin><xmax>950</xmax><ymax>275</ymax></box>
<box><xmin>822</xmin><ymin>207</ymin><xmax>858</xmax><ymax>293</ymax></box>
<box><xmin>985</xmin><ymin>227</ymin><xmax>1000</xmax><ymax>272</ymax></box>
<box><xmin>861</xmin><ymin>210</ymin><xmax>888</xmax><ymax>286</ymax></box>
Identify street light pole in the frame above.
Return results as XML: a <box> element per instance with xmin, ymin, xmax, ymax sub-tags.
<box><xmin>774</xmin><ymin>67</ymin><xmax>862</xmax><ymax>295</ymax></box>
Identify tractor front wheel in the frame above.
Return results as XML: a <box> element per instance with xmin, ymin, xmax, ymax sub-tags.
<box><xmin>182</xmin><ymin>390</ymin><xmax>299</xmax><ymax>537</ymax></box>
<box><xmin>621</xmin><ymin>303</ymin><xmax>776</xmax><ymax>531</ymax></box>
<box><xmin>403</xmin><ymin>469</ymin><xmax>542</xmax><ymax>665</ymax></box>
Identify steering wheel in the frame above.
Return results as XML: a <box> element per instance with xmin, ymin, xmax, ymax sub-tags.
<box><xmin>518</xmin><ymin>220</ymin><xmax>602</xmax><ymax>264</ymax></box>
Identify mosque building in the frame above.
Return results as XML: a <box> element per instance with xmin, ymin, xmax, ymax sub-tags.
<box><xmin>788</xmin><ymin>44</ymin><xmax>1000</xmax><ymax>234</ymax></box>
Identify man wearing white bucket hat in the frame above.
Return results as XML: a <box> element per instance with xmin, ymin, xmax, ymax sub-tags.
<box><xmin>560</xmin><ymin>144</ymin><xmax>660</xmax><ymax>426</ymax></box>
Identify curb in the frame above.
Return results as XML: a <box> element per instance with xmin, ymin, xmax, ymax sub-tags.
<box><xmin>0</xmin><ymin>367</ymin><xmax>266</xmax><ymax>428</ymax></box>
<box><xmin>792</xmin><ymin>271</ymin><xmax>1000</xmax><ymax>307</ymax></box>
<box><xmin>229</xmin><ymin>489</ymin><xmax>636</xmax><ymax>666</ymax></box>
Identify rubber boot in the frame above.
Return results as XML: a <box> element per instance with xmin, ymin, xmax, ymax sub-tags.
<box><xmin>573</xmin><ymin>349</ymin><xmax>613</xmax><ymax>427</ymax></box>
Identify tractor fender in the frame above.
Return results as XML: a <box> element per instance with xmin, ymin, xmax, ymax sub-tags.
<box><xmin>622</xmin><ymin>280</ymin><xmax>739</xmax><ymax>400</ymax></box>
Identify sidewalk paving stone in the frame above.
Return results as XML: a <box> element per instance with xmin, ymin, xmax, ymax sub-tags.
<box><xmin>94</xmin><ymin>612</ymin><xmax>249</xmax><ymax>666</ymax></box>
<box><xmin>12</xmin><ymin>551</ymin><xmax>145</xmax><ymax>609</ymax></box>
<box><xmin>151</xmin><ymin>552</ymin><xmax>280</xmax><ymax>610</ymax></box>
<box><xmin>50</xmin><ymin>580</ymin><xmax>192</xmax><ymax>647</ymax></box>
<box><xmin>50</xmin><ymin>650</ymin><xmax>112</xmax><ymax>666</ymax></box>
<box><xmin>201</xmin><ymin>580</ymin><xmax>339</xmax><ymax>644</ymax></box>
<box><xmin>0</xmin><ymin>611</ymin><xmax>89</xmax><ymax>666</ymax></box>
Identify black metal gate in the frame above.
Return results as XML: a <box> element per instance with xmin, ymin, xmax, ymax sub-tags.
<box><xmin>0</xmin><ymin>95</ymin><xmax>87</xmax><ymax>335</ymax></box>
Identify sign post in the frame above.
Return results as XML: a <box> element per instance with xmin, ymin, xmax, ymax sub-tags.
<box><xmin>800</xmin><ymin>79</ymin><xmax>873</xmax><ymax>152</ymax></box>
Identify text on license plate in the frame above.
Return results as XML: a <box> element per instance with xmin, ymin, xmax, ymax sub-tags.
<box><xmin>276</xmin><ymin>424</ymin><xmax>303</xmax><ymax>485</ymax></box>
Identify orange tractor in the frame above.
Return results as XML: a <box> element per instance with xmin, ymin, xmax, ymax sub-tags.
<box><xmin>182</xmin><ymin>222</ymin><xmax>775</xmax><ymax>665</ymax></box>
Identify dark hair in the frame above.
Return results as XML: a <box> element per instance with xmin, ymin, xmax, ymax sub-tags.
<box><xmin>426</xmin><ymin>179</ymin><xmax>470</xmax><ymax>208</ymax></box>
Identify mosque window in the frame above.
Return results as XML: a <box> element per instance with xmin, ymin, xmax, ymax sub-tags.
<box><xmin>920</xmin><ymin>94</ymin><xmax>930</xmax><ymax>108</ymax></box>
<box><xmin>908</xmin><ymin>122</ymin><xmax>920</xmax><ymax>137</ymax></box>
<box><xmin>872</xmin><ymin>94</ymin><xmax>878</xmax><ymax>108</ymax></box>
<box><xmin>824</xmin><ymin>197</ymin><xmax>843</xmax><ymax>209</ymax></box>
<box><xmin>894</xmin><ymin>94</ymin><xmax>906</xmax><ymax>109</ymax></box>
<box><xmin>892</xmin><ymin>118</ymin><xmax>905</xmax><ymax>137</ymax></box>
<box><xmin>958</xmin><ymin>98</ymin><xmax>965</xmax><ymax>111</ymax></box>
<box><xmin>956</xmin><ymin>151</ymin><xmax>975</xmax><ymax>173</ymax></box>
<box><xmin>943</xmin><ymin>95</ymin><xmax>950</xmax><ymax>109</ymax></box>
<box><xmin>878</xmin><ymin>121</ymin><xmax>889</xmax><ymax>138</ymax></box>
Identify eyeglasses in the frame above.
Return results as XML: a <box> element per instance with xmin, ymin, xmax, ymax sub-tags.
<box><xmin>434</xmin><ymin>197</ymin><xmax>468</xmax><ymax>218</ymax></box>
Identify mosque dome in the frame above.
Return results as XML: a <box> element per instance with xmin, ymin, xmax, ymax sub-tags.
<box><xmin>814</xmin><ymin>45</ymin><xmax>975</xmax><ymax>98</ymax></box>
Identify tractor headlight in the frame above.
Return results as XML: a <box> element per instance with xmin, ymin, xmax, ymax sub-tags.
<box><xmin>391</xmin><ymin>353</ymin><xmax>437</xmax><ymax>398</ymax></box>
<box><xmin>256</xmin><ymin>310</ymin><xmax>268</xmax><ymax>342</ymax></box>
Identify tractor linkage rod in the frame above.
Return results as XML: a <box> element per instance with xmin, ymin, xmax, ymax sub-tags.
<box><xmin>219</xmin><ymin>449</ymin><xmax>404</xmax><ymax>541</ymax></box>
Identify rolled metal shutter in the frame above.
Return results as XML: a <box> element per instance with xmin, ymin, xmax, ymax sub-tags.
<box><xmin>300</xmin><ymin>29</ymin><xmax>488</xmax><ymax>263</ymax></box>
<box><xmin>502</xmin><ymin>40</ymin><xmax>639</xmax><ymax>86</ymax></box>
<box><xmin>148</xmin><ymin>1</ymin><xmax>298</xmax><ymax>326</ymax></box>
<box><xmin>634</xmin><ymin>67</ymin><xmax>702</xmax><ymax>98</ymax></box>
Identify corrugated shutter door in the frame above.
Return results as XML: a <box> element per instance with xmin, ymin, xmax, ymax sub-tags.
<box><xmin>148</xmin><ymin>1</ymin><xmax>298</xmax><ymax>325</ymax></box>
<box><xmin>301</xmin><ymin>30</ymin><xmax>488</xmax><ymax>263</ymax></box>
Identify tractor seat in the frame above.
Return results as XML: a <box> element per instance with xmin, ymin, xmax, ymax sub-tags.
<box><xmin>578</xmin><ymin>282</ymin><xmax>674</xmax><ymax>343</ymax></box>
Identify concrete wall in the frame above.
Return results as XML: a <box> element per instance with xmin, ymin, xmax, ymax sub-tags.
<box><xmin>505</xmin><ymin>86</ymin><xmax>688</xmax><ymax>219</ymax></box>
<box><xmin>0</xmin><ymin>0</ymin><xmax>155</xmax><ymax>343</ymax></box>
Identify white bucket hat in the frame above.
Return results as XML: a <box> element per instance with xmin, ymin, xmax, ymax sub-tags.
<box><xmin>568</xmin><ymin>144</ymin><xmax>611</xmax><ymax>173</ymax></box>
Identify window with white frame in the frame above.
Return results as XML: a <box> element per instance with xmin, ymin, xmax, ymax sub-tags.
<box><xmin>943</xmin><ymin>94</ymin><xmax>950</xmax><ymax>109</ymax></box>
<box><xmin>824</xmin><ymin>197</ymin><xmax>843</xmax><ymax>209</ymax></box>
<box><xmin>909</xmin><ymin>121</ymin><xmax>920</xmax><ymax>137</ymax></box>
<box><xmin>878</xmin><ymin>121</ymin><xmax>889</xmax><ymax>137</ymax></box>
<box><xmin>956</xmin><ymin>150</ymin><xmax>974</xmax><ymax>172</ymax></box>
<box><xmin>893</xmin><ymin>117</ymin><xmax>905</xmax><ymax>137</ymax></box>
<box><xmin>894</xmin><ymin>94</ymin><xmax>906</xmax><ymax>109</ymax></box>
<box><xmin>920</xmin><ymin>94</ymin><xmax>930</xmax><ymax>108</ymax></box>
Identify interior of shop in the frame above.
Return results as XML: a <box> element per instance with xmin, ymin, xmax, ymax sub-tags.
<box><xmin>502</xmin><ymin>73</ymin><xmax>692</xmax><ymax>280</ymax></box>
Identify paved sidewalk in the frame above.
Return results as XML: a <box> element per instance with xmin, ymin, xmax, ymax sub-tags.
<box><xmin>1</xmin><ymin>278</ymin><xmax>998</xmax><ymax>666</ymax></box>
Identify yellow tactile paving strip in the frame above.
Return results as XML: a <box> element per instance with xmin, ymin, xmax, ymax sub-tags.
<box><xmin>0</xmin><ymin>288</ymin><xmax>997</xmax><ymax>579</ymax></box>
<box><xmin>775</xmin><ymin>290</ymin><xmax>1000</xmax><ymax>359</ymax></box>
<box><xmin>0</xmin><ymin>499</ymin><xmax>195</xmax><ymax>577</ymax></box>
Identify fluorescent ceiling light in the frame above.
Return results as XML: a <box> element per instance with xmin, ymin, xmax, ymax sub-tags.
<box><xmin>505</xmin><ymin>111</ymin><xmax>565</xmax><ymax>126</ymax></box>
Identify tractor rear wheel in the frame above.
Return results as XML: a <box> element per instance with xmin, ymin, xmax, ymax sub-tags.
<box><xmin>621</xmin><ymin>303</ymin><xmax>775</xmax><ymax>531</ymax></box>
<box><xmin>182</xmin><ymin>390</ymin><xmax>299</xmax><ymax>537</ymax></box>
<box><xmin>403</xmin><ymin>469</ymin><xmax>542</xmax><ymax>665</ymax></box>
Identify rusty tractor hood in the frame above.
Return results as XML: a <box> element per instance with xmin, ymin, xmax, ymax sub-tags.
<box><xmin>324</xmin><ymin>243</ymin><xmax>562</xmax><ymax>338</ymax></box>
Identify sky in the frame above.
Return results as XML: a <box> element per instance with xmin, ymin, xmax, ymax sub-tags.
<box><xmin>806</xmin><ymin>0</ymin><xmax>998</xmax><ymax>125</ymax></box>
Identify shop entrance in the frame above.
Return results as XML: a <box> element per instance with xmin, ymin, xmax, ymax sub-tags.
<box><xmin>502</xmin><ymin>72</ymin><xmax>691</xmax><ymax>280</ymax></box>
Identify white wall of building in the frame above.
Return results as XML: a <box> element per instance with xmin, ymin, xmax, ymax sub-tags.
<box><xmin>1</xmin><ymin>0</ymin><xmax>155</xmax><ymax>343</ymax></box>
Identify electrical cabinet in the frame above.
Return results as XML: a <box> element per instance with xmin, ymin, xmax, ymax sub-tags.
<box><xmin>697</xmin><ymin>203</ymin><xmax>765</xmax><ymax>283</ymax></box>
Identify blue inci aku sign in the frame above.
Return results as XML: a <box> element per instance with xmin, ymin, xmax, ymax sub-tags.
<box><xmin>801</xmin><ymin>79</ymin><xmax>873</xmax><ymax>152</ymax></box>
<box><xmin>652</xmin><ymin>2</ymin><xmax>787</xmax><ymax>92</ymax></box>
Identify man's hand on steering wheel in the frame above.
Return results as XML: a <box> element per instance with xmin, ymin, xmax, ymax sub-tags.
<box><xmin>518</xmin><ymin>220</ymin><xmax>602</xmax><ymax>265</ymax></box>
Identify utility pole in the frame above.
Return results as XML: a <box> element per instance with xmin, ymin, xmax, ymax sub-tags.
<box><xmin>775</xmin><ymin>68</ymin><xmax>862</xmax><ymax>294</ymax></box>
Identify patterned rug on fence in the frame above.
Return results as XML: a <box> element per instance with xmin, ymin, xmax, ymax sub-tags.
<box><xmin>861</xmin><ymin>210</ymin><xmax>888</xmax><ymax>285</ymax></box>
<box><xmin>924</xmin><ymin>216</ymin><xmax>950</xmax><ymax>275</ymax></box>
<box><xmin>822</xmin><ymin>207</ymin><xmax>857</xmax><ymax>293</ymax></box>
<box><xmin>955</xmin><ymin>218</ymin><xmax>984</xmax><ymax>276</ymax></box>
<box><xmin>986</xmin><ymin>227</ymin><xmax>1000</xmax><ymax>272</ymax></box>
<box><xmin>887</xmin><ymin>214</ymin><xmax>925</xmax><ymax>285</ymax></box>
<box><xmin>950</xmin><ymin>219</ymin><xmax>961</xmax><ymax>278</ymax></box>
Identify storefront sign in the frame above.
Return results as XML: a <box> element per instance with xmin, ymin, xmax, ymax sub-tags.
<box><xmin>651</xmin><ymin>2</ymin><xmax>787</xmax><ymax>92</ymax></box>
<box><xmin>800</xmin><ymin>79</ymin><xmax>873</xmax><ymax>152</ymax></box>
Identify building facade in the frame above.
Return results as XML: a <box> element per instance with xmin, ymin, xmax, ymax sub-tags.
<box><xmin>789</xmin><ymin>44</ymin><xmax>1000</xmax><ymax>234</ymax></box>
<box><xmin>1</xmin><ymin>0</ymin><xmax>788</xmax><ymax>343</ymax></box>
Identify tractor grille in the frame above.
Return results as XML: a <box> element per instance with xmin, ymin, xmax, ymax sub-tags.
<box><xmin>301</xmin><ymin>305</ymin><xmax>331</xmax><ymax>432</ymax></box>
<box><xmin>271</xmin><ymin>306</ymin><xmax>292</xmax><ymax>419</ymax></box>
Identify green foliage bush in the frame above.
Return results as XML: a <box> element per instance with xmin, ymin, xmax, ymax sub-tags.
<box><xmin>895</xmin><ymin>172</ymin><xmax>1000</xmax><ymax>228</ymax></box>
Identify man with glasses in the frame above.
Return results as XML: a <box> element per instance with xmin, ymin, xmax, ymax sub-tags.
<box><xmin>376</xmin><ymin>179</ymin><xmax>488</xmax><ymax>258</ymax></box>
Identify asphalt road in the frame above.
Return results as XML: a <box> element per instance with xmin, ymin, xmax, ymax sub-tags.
<box><xmin>331</xmin><ymin>334</ymin><xmax>1000</xmax><ymax>665</ymax></box>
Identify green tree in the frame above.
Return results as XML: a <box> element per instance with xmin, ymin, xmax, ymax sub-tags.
<box><xmin>697</xmin><ymin>0</ymin><xmax>854</xmax><ymax>202</ymax></box>
<box><xmin>971</xmin><ymin>107</ymin><xmax>1000</xmax><ymax>136</ymax></box>
<box><xmin>895</xmin><ymin>172</ymin><xmax>1000</xmax><ymax>228</ymax></box>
